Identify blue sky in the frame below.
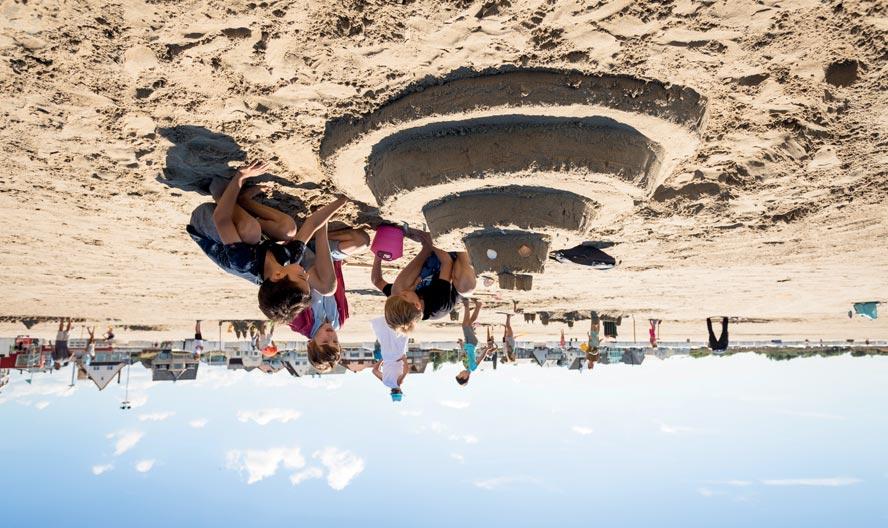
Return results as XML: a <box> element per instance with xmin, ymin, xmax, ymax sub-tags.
<box><xmin>1</xmin><ymin>353</ymin><xmax>886</xmax><ymax>527</ymax></box>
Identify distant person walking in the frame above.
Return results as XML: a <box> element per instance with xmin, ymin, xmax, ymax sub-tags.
<box><xmin>649</xmin><ymin>319</ymin><xmax>660</xmax><ymax>348</ymax></box>
<box><xmin>455</xmin><ymin>341</ymin><xmax>496</xmax><ymax>386</ymax></box>
<box><xmin>586</xmin><ymin>311</ymin><xmax>601</xmax><ymax>370</ymax></box>
<box><xmin>707</xmin><ymin>317</ymin><xmax>729</xmax><ymax>351</ymax></box>
<box><xmin>503</xmin><ymin>314</ymin><xmax>516</xmax><ymax>362</ymax></box>
<box><xmin>193</xmin><ymin>320</ymin><xmax>204</xmax><ymax>358</ymax></box>
<box><xmin>52</xmin><ymin>318</ymin><xmax>73</xmax><ymax>369</ymax></box>
<box><xmin>82</xmin><ymin>326</ymin><xmax>96</xmax><ymax>365</ymax></box>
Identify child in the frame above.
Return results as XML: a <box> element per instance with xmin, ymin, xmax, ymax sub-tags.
<box><xmin>461</xmin><ymin>298</ymin><xmax>483</xmax><ymax>350</ymax></box>
<box><xmin>186</xmin><ymin>160</ymin><xmax>350</xmax><ymax>322</ymax></box>
<box><xmin>290</xmin><ymin>222</ymin><xmax>370</xmax><ymax>372</ymax></box>
<box><xmin>455</xmin><ymin>340</ymin><xmax>496</xmax><ymax>386</ymax></box>
<box><xmin>370</xmin><ymin>317</ymin><xmax>409</xmax><ymax>401</ymax></box>
<box><xmin>374</xmin><ymin>231</ymin><xmax>477</xmax><ymax>333</ymax></box>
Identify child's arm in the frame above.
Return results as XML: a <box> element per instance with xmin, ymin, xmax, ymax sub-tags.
<box><xmin>432</xmin><ymin>247</ymin><xmax>453</xmax><ymax>282</ymax></box>
<box><xmin>293</xmin><ymin>196</ymin><xmax>348</xmax><ymax>243</ymax></box>
<box><xmin>392</xmin><ymin>232</ymin><xmax>433</xmax><ymax>294</ymax></box>
<box><xmin>476</xmin><ymin>344</ymin><xmax>493</xmax><ymax>363</ymax></box>
<box><xmin>307</xmin><ymin>223</ymin><xmax>337</xmax><ymax>296</ymax></box>
<box><xmin>372</xmin><ymin>361</ymin><xmax>383</xmax><ymax>381</ymax></box>
<box><xmin>397</xmin><ymin>357</ymin><xmax>410</xmax><ymax>385</ymax></box>
<box><xmin>371</xmin><ymin>255</ymin><xmax>390</xmax><ymax>292</ymax></box>
<box><xmin>212</xmin><ymin>160</ymin><xmax>269</xmax><ymax>244</ymax></box>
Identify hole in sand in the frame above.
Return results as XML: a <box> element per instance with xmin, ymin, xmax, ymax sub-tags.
<box><xmin>825</xmin><ymin>59</ymin><xmax>860</xmax><ymax>87</ymax></box>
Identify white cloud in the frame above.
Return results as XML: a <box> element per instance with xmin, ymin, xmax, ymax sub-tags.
<box><xmin>92</xmin><ymin>464</ymin><xmax>113</xmax><ymax>476</ymax></box>
<box><xmin>659</xmin><ymin>423</ymin><xmax>703</xmax><ymax>434</ymax></box>
<box><xmin>439</xmin><ymin>400</ymin><xmax>470</xmax><ymax>409</ymax></box>
<box><xmin>313</xmin><ymin>448</ymin><xmax>365</xmax><ymax>491</ymax></box>
<box><xmin>290</xmin><ymin>467</ymin><xmax>324</xmax><ymax>486</ymax></box>
<box><xmin>449</xmin><ymin>434</ymin><xmax>478</xmax><ymax>444</ymax></box>
<box><xmin>760</xmin><ymin>477</ymin><xmax>861</xmax><ymax>487</ymax></box>
<box><xmin>139</xmin><ymin>411</ymin><xmax>175</xmax><ymax>422</ymax></box>
<box><xmin>236</xmin><ymin>408</ymin><xmax>301</xmax><ymax>426</ymax></box>
<box><xmin>135</xmin><ymin>459</ymin><xmax>155</xmax><ymax>473</ymax></box>
<box><xmin>428</xmin><ymin>421</ymin><xmax>447</xmax><ymax>433</ymax></box>
<box><xmin>189</xmin><ymin>418</ymin><xmax>208</xmax><ymax>429</ymax></box>
<box><xmin>706</xmin><ymin>480</ymin><xmax>752</xmax><ymax>487</ymax></box>
<box><xmin>34</xmin><ymin>401</ymin><xmax>50</xmax><ymax>410</ymax></box>
<box><xmin>106</xmin><ymin>430</ymin><xmax>144</xmax><ymax>456</ymax></box>
<box><xmin>571</xmin><ymin>426</ymin><xmax>593</xmax><ymax>435</ymax></box>
<box><xmin>474</xmin><ymin>476</ymin><xmax>541</xmax><ymax>490</ymax></box>
<box><xmin>299</xmin><ymin>377</ymin><xmax>343</xmax><ymax>390</ymax></box>
<box><xmin>450</xmin><ymin>453</ymin><xmax>465</xmax><ymax>464</ymax></box>
<box><xmin>774</xmin><ymin>410</ymin><xmax>845</xmax><ymax>421</ymax></box>
<box><xmin>698</xmin><ymin>487</ymin><xmax>724</xmax><ymax>497</ymax></box>
<box><xmin>226</xmin><ymin>447</ymin><xmax>306</xmax><ymax>484</ymax></box>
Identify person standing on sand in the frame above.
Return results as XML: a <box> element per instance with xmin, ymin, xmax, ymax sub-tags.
<box><xmin>707</xmin><ymin>317</ymin><xmax>729</xmax><ymax>352</ymax></box>
<box><xmin>461</xmin><ymin>298</ymin><xmax>483</xmax><ymax>350</ymax></box>
<box><xmin>52</xmin><ymin>318</ymin><xmax>73</xmax><ymax>369</ymax></box>
<box><xmin>187</xmin><ymin>159</ymin><xmax>359</xmax><ymax>322</ymax></box>
<box><xmin>80</xmin><ymin>326</ymin><xmax>96</xmax><ymax>366</ymax></box>
<box><xmin>649</xmin><ymin>319</ymin><xmax>661</xmax><ymax>348</ymax></box>
<box><xmin>586</xmin><ymin>311</ymin><xmax>601</xmax><ymax>370</ymax></box>
<box><xmin>503</xmin><ymin>314</ymin><xmax>516</xmax><ymax>362</ymax></box>
<box><xmin>376</xmin><ymin>231</ymin><xmax>477</xmax><ymax>333</ymax></box>
<box><xmin>455</xmin><ymin>340</ymin><xmax>496</xmax><ymax>386</ymax></box>
<box><xmin>192</xmin><ymin>320</ymin><xmax>204</xmax><ymax>358</ymax></box>
<box><xmin>370</xmin><ymin>317</ymin><xmax>409</xmax><ymax>402</ymax></box>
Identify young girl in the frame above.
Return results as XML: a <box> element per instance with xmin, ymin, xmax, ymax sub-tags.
<box><xmin>290</xmin><ymin>223</ymin><xmax>369</xmax><ymax>372</ymax></box>
<box><xmin>375</xmin><ymin>231</ymin><xmax>477</xmax><ymax>333</ymax></box>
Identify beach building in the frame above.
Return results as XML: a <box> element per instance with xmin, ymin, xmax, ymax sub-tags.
<box><xmin>151</xmin><ymin>351</ymin><xmax>199</xmax><ymax>382</ymax></box>
<box><xmin>80</xmin><ymin>350</ymin><xmax>131</xmax><ymax>390</ymax></box>
<box><xmin>227</xmin><ymin>347</ymin><xmax>262</xmax><ymax>370</ymax></box>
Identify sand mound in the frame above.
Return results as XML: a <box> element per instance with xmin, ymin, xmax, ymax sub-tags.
<box><xmin>321</xmin><ymin>68</ymin><xmax>707</xmax><ymax>216</ymax></box>
<box><xmin>320</xmin><ymin>67</ymin><xmax>708</xmax><ymax>263</ymax></box>
<box><xmin>422</xmin><ymin>185</ymin><xmax>596</xmax><ymax>250</ymax></box>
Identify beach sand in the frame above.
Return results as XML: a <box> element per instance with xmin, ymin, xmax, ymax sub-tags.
<box><xmin>0</xmin><ymin>0</ymin><xmax>886</xmax><ymax>343</ymax></box>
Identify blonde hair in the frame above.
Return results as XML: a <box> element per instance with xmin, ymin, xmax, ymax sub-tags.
<box><xmin>385</xmin><ymin>295</ymin><xmax>421</xmax><ymax>334</ymax></box>
<box><xmin>307</xmin><ymin>340</ymin><xmax>341</xmax><ymax>373</ymax></box>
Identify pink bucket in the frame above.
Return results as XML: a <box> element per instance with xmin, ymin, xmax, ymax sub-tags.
<box><xmin>371</xmin><ymin>224</ymin><xmax>405</xmax><ymax>261</ymax></box>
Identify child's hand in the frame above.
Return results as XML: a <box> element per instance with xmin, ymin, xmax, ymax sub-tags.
<box><xmin>416</xmin><ymin>231</ymin><xmax>434</xmax><ymax>248</ymax></box>
<box><xmin>235</xmin><ymin>160</ymin><xmax>269</xmax><ymax>181</ymax></box>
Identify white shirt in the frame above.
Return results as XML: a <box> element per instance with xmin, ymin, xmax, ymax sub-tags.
<box><xmin>371</xmin><ymin>317</ymin><xmax>408</xmax><ymax>389</ymax></box>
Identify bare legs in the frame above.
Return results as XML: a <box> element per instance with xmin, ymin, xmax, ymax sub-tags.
<box><xmin>237</xmin><ymin>192</ymin><xmax>297</xmax><ymax>242</ymax></box>
<box><xmin>462</xmin><ymin>298</ymin><xmax>482</xmax><ymax>327</ymax></box>
<box><xmin>451</xmin><ymin>251</ymin><xmax>477</xmax><ymax>295</ymax></box>
<box><xmin>328</xmin><ymin>228</ymin><xmax>370</xmax><ymax>256</ymax></box>
<box><xmin>503</xmin><ymin>314</ymin><xmax>513</xmax><ymax>341</ymax></box>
